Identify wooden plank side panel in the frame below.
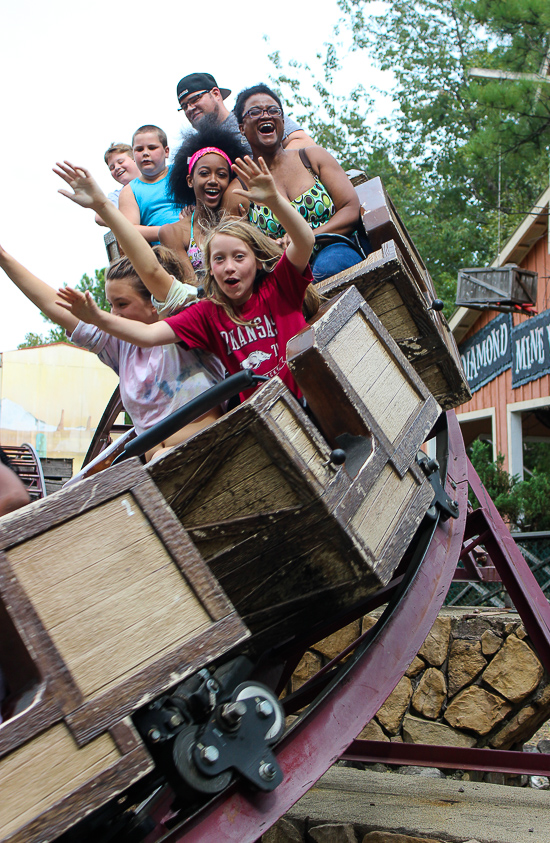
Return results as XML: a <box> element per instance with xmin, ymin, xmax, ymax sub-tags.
<box><xmin>146</xmin><ymin>407</ymin><xmax>256</xmax><ymax>511</ymax></box>
<box><xmin>6</xmin><ymin>495</ymin><xmax>212</xmax><ymax>701</ymax></box>
<box><xmin>0</xmin><ymin>723</ymin><xmax>152</xmax><ymax>841</ymax></box>
<box><xmin>350</xmin><ymin>464</ymin><xmax>410</xmax><ymax>549</ymax></box>
<box><xmin>4</xmin><ymin>496</ymin><xmax>183</xmax><ymax>621</ymax></box>
<box><xmin>181</xmin><ymin>435</ymin><xmax>302</xmax><ymax>527</ymax></box>
<box><xmin>326</xmin><ymin>312</ymin><xmax>423</xmax><ymax>443</ymax></box>
<box><xmin>315</xmin><ymin>241</ymin><xmax>470</xmax><ymax>409</ymax></box>
<box><xmin>268</xmin><ymin>400</ymin><xmax>333</xmax><ymax>487</ymax></box>
<box><xmin>346</xmin><ymin>464</ymin><xmax>434</xmax><ymax>584</ymax></box>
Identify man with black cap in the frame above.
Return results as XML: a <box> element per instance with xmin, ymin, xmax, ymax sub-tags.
<box><xmin>176</xmin><ymin>72</ymin><xmax>314</xmax><ymax>152</ymax></box>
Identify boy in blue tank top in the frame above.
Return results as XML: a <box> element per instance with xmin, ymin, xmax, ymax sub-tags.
<box><xmin>118</xmin><ymin>125</ymin><xmax>181</xmax><ymax>245</ymax></box>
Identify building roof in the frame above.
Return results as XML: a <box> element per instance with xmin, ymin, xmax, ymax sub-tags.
<box><xmin>449</xmin><ymin>185</ymin><xmax>550</xmax><ymax>343</ymax></box>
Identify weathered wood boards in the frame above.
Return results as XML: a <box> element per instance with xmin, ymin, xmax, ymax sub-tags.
<box><xmin>356</xmin><ymin>176</ymin><xmax>435</xmax><ymax>297</ymax></box>
<box><xmin>148</xmin><ymin>287</ymin><xmax>439</xmax><ymax>647</ymax></box>
<box><xmin>0</xmin><ymin>280</ymin><xmax>445</xmax><ymax>841</ymax></box>
<box><xmin>0</xmin><ymin>460</ymin><xmax>248</xmax><ymax>843</ymax></box>
<box><xmin>315</xmin><ymin>240</ymin><xmax>471</xmax><ymax>410</ymax></box>
<box><xmin>289</xmin><ymin>286</ymin><xmax>440</xmax><ymax>583</ymax></box>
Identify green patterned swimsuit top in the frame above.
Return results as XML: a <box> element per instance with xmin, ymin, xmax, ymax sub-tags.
<box><xmin>248</xmin><ymin>148</ymin><xmax>335</xmax><ymax>249</ymax></box>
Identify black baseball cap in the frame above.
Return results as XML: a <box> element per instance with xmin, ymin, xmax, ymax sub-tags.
<box><xmin>177</xmin><ymin>73</ymin><xmax>231</xmax><ymax>110</ymax></box>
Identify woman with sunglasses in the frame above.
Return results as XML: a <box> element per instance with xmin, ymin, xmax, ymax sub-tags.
<box><xmin>227</xmin><ymin>84</ymin><xmax>362</xmax><ymax>282</ymax></box>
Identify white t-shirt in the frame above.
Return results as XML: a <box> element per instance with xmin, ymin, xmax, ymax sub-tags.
<box><xmin>107</xmin><ymin>187</ymin><xmax>122</xmax><ymax>208</ymax></box>
<box><xmin>70</xmin><ymin>280</ymin><xmax>224</xmax><ymax>435</ymax></box>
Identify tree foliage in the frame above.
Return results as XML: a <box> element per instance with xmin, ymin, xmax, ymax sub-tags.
<box><xmin>269</xmin><ymin>0</ymin><xmax>550</xmax><ymax>311</ymax></box>
<box><xmin>18</xmin><ymin>268</ymin><xmax>106</xmax><ymax>349</ymax></box>
<box><xmin>469</xmin><ymin>439</ymin><xmax>550</xmax><ymax>531</ymax></box>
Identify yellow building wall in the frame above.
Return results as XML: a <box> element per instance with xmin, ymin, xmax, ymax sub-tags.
<box><xmin>0</xmin><ymin>343</ymin><xmax>119</xmax><ymax>473</ymax></box>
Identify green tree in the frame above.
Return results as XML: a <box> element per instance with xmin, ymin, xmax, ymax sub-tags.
<box><xmin>18</xmin><ymin>268</ymin><xmax>106</xmax><ymax>349</ymax></box>
<box><xmin>469</xmin><ymin>439</ymin><xmax>550</xmax><ymax>531</ymax></box>
<box><xmin>270</xmin><ymin>0</ymin><xmax>550</xmax><ymax>309</ymax></box>
<box><xmin>468</xmin><ymin>439</ymin><xmax>519</xmax><ymax>517</ymax></box>
<box><xmin>18</xmin><ymin>327</ymin><xmax>68</xmax><ymax>349</ymax></box>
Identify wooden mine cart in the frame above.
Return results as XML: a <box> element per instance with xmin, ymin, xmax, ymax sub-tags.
<box><xmin>0</xmin><ymin>170</ymin><xmax>479</xmax><ymax>843</ymax></box>
<box><xmin>0</xmin><ymin>285</ymin><xmax>440</xmax><ymax>843</ymax></box>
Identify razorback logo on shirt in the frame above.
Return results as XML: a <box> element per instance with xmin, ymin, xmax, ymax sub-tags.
<box><xmin>241</xmin><ymin>350</ymin><xmax>272</xmax><ymax>370</ymax></box>
<box><xmin>220</xmin><ymin>315</ymin><xmax>277</xmax><ymax>355</ymax></box>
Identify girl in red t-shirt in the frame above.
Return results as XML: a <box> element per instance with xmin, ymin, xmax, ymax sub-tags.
<box><xmin>55</xmin><ymin>157</ymin><xmax>318</xmax><ymax>401</ymax></box>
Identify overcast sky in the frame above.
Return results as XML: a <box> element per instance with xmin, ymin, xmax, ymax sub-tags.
<box><xmin>0</xmin><ymin>0</ymin><xmax>389</xmax><ymax>351</ymax></box>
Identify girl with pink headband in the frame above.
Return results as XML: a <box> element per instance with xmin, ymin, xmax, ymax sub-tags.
<box><xmin>160</xmin><ymin>126</ymin><xmax>245</xmax><ymax>282</ymax></box>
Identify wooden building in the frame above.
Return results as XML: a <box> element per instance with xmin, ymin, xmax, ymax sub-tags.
<box><xmin>450</xmin><ymin>185</ymin><xmax>550</xmax><ymax>479</ymax></box>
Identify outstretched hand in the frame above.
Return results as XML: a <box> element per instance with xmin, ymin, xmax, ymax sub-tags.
<box><xmin>56</xmin><ymin>286</ymin><xmax>103</xmax><ymax>325</ymax></box>
<box><xmin>53</xmin><ymin>162</ymin><xmax>107</xmax><ymax>210</ymax></box>
<box><xmin>231</xmin><ymin>157</ymin><xmax>279</xmax><ymax>209</ymax></box>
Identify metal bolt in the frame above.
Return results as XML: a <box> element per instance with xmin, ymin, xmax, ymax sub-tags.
<box><xmin>200</xmin><ymin>745</ymin><xmax>220</xmax><ymax>764</ymax></box>
<box><xmin>148</xmin><ymin>728</ymin><xmax>162</xmax><ymax>743</ymax></box>
<box><xmin>220</xmin><ymin>700</ymin><xmax>247</xmax><ymax>727</ymax></box>
<box><xmin>206</xmin><ymin>678</ymin><xmax>219</xmax><ymax>692</ymax></box>
<box><xmin>258</xmin><ymin>761</ymin><xmax>277</xmax><ymax>781</ymax></box>
<box><xmin>256</xmin><ymin>699</ymin><xmax>274</xmax><ymax>718</ymax></box>
<box><xmin>329</xmin><ymin>448</ymin><xmax>346</xmax><ymax>466</ymax></box>
<box><xmin>169</xmin><ymin>712</ymin><xmax>183</xmax><ymax>728</ymax></box>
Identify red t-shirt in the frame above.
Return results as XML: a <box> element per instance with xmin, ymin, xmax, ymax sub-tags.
<box><xmin>165</xmin><ymin>252</ymin><xmax>313</xmax><ymax>399</ymax></box>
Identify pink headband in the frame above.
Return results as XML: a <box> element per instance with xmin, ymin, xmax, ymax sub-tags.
<box><xmin>188</xmin><ymin>146</ymin><xmax>232</xmax><ymax>174</ymax></box>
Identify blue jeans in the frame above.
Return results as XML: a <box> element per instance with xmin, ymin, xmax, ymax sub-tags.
<box><xmin>311</xmin><ymin>243</ymin><xmax>363</xmax><ymax>283</ymax></box>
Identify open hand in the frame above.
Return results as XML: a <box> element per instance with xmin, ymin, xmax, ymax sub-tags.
<box><xmin>179</xmin><ymin>204</ymin><xmax>195</xmax><ymax>220</ymax></box>
<box><xmin>231</xmin><ymin>157</ymin><xmax>279</xmax><ymax>209</ymax></box>
<box><xmin>53</xmin><ymin>162</ymin><xmax>107</xmax><ymax>210</ymax></box>
<box><xmin>275</xmin><ymin>233</ymin><xmax>291</xmax><ymax>249</ymax></box>
<box><xmin>56</xmin><ymin>286</ymin><xmax>103</xmax><ymax>325</ymax></box>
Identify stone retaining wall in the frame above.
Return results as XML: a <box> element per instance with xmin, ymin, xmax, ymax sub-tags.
<box><xmin>289</xmin><ymin>607</ymin><xmax>550</xmax><ymax>751</ymax></box>
<box><xmin>262</xmin><ymin>821</ymin><xmax>453</xmax><ymax>843</ymax></box>
<box><xmin>259</xmin><ymin>608</ymin><xmax>550</xmax><ymax>842</ymax></box>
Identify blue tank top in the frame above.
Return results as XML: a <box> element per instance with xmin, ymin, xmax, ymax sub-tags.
<box><xmin>130</xmin><ymin>168</ymin><xmax>180</xmax><ymax>228</ymax></box>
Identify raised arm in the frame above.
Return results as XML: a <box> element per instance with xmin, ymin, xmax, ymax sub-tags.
<box><xmin>282</xmin><ymin>129</ymin><xmax>316</xmax><ymax>150</ymax></box>
<box><xmin>54</xmin><ymin>162</ymin><xmax>175</xmax><ymax>301</ymax></box>
<box><xmin>302</xmin><ymin>147</ymin><xmax>360</xmax><ymax>237</ymax></box>
<box><xmin>56</xmin><ymin>286</ymin><xmax>178</xmax><ymax>348</ymax></box>
<box><xmin>231</xmin><ymin>157</ymin><xmax>314</xmax><ymax>273</ymax></box>
<box><xmin>118</xmin><ymin>184</ymin><xmax>161</xmax><ymax>244</ymax></box>
<box><xmin>0</xmin><ymin>243</ymin><xmax>79</xmax><ymax>333</ymax></box>
<box><xmin>158</xmin><ymin>219</ymin><xmax>198</xmax><ymax>284</ymax></box>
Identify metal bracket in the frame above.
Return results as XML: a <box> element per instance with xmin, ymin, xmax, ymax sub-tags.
<box><xmin>417</xmin><ymin>452</ymin><xmax>459</xmax><ymax>521</ymax></box>
<box><xmin>192</xmin><ymin>683</ymin><xmax>284</xmax><ymax>792</ymax></box>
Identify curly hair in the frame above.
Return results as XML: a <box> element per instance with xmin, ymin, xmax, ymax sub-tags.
<box><xmin>233</xmin><ymin>84</ymin><xmax>284</xmax><ymax>125</ymax></box>
<box><xmin>169</xmin><ymin>121</ymin><xmax>245</xmax><ymax>207</ymax></box>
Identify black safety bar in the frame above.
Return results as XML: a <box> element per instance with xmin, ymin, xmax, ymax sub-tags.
<box><xmin>112</xmin><ymin>370</ymin><xmax>267</xmax><ymax>465</ymax></box>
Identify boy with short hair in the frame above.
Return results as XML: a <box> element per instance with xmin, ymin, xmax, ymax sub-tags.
<box><xmin>118</xmin><ymin>125</ymin><xmax>181</xmax><ymax>244</ymax></box>
<box><xmin>95</xmin><ymin>142</ymin><xmax>140</xmax><ymax>226</ymax></box>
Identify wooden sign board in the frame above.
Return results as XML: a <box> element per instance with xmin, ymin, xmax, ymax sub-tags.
<box><xmin>316</xmin><ymin>240</ymin><xmax>471</xmax><ymax>410</ymax></box>
<box><xmin>0</xmin><ymin>459</ymin><xmax>248</xmax><ymax>843</ymax></box>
